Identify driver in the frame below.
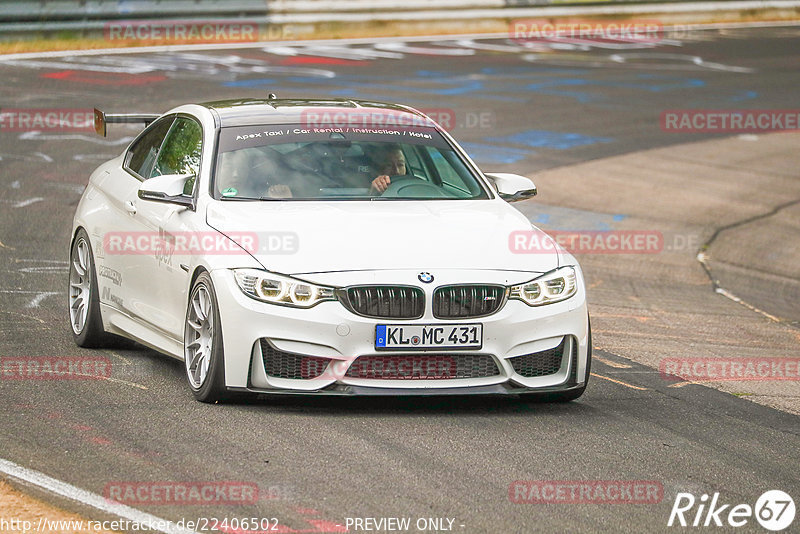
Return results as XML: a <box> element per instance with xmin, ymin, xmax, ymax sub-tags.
<box><xmin>369</xmin><ymin>144</ymin><xmax>407</xmax><ymax>194</ymax></box>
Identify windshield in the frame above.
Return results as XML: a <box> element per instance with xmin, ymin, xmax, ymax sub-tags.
<box><xmin>213</xmin><ymin>124</ymin><xmax>491</xmax><ymax>200</ymax></box>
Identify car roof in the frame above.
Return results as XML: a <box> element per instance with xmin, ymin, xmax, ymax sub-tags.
<box><xmin>200</xmin><ymin>98</ymin><xmax>434</xmax><ymax>128</ymax></box>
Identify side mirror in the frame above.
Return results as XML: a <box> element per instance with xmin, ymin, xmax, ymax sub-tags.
<box><xmin>138</xmin><ymin>173</ymin><xmax>195</xmax><ymax>209</ymax></box>
<box><xmin>484</xmin><ymin>172</ymin><xmax>537</xmax><ymax>202</ymax></box>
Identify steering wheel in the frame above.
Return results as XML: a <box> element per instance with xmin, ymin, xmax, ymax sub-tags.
<box><xmin>379</xmin><ymin>176</ymin><xmax>450</xmax><ymax>198</ymax></box>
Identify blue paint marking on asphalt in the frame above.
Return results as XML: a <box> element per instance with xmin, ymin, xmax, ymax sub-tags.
<box><xmin>335</xmin><ymin>73</ymin><xmax>492</xmax><ymax>96</ymax></box>
<box><xmin>729</xmin><ymin>90</ymin><xmax>758</xmax><ymax>102</ymax></box>
<box><xmin>221</xmin><ymin>70</ymin><xmax>708</xmax><ymax>107</ymax></box>
<box><xmin>522</xmin><ymin>77</ymin><xmax>706</xmax><ymax>103</ymax></box>
<box><xmin>225</xmin><ymin>73</ymin><xmax>526</xmax><ymax>102</ymax></box>
<box><xmin>486</xmin><ymin>130</ymin><xmax>613</xmax><ymax>150</ymax></box>
<box><xmin>459</xmin><ymin>143</ymin><xmax>530</xmax><ymax>164</ymax></box>
<box><xmin>223</xmin><ymin>78</ymin><xmax>276</xmax><ymax>87</ymax></box>
<box><xmin>513</xmin><ymin>204</ymin><xmax>628</xmax><ymax>231</ymax></box>
<box><xmin>478</xmin><ymin>67</ymin><xmax>591</xmax><ymax>77</ymax></box>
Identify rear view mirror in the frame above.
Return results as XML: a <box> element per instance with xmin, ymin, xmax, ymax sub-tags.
<box><xmin>484</xmin><ymin>173</ymin><xmax>537</xmax><ymax>202</ymax></box>
<box><xmin>138</xmin><ymin>174</ymin><xmax>195</xmax><ymax>209</ymax></box>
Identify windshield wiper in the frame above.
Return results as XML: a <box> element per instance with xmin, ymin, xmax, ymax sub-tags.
<box><xmin>219</xmin><ymin>195</ymin><xmax>259</xmax><ymax>201</ymax></box>
<box><xmin>218</xmin><ymin>195</ymin><xmax>288</xmax><ymax>201</ymax></box>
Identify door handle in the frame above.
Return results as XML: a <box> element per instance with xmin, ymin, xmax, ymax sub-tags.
<box><xmin>124</xmin><ymin>200</ymin><xmax>136</xmax><ymax>215</ymax></box>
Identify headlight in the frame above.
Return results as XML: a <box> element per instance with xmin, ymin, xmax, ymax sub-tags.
<box><xmin>509</xmin><ymin>266</ymin><xmax>577</xmax><ymax>306</ymax></box>
<box><xmin>233</xmin><ymin>269</ymin><xmax>335</xmax><ymax>308</ymax></box>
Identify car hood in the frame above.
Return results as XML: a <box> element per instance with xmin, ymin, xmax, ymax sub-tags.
<box><xmin>205</xmin><ymin>200</ymin><xmax>559</xmax><ymax>275</ymax></box>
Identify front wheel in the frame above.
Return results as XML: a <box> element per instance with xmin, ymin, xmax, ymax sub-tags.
<box><xmin>184</xmin><ymin>272</ymin><xmax>228</xmax><ymax>402</ymax></box>
<box><xmin>69</xmin><ymin>229</ymin><xmax>111</xmax><ymax>347</ymax></box>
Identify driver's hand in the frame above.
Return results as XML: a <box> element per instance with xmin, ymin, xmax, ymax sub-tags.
<box><xmin>370</xmin><ymin>175</ymin><xmax>391</xmax><ymax>194</ymax></box>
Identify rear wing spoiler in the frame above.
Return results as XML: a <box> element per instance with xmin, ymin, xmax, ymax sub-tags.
<box><xmin>94</xmin><ymin>108</ymin><xmax>160</xmax><ymax>137</ymax></box>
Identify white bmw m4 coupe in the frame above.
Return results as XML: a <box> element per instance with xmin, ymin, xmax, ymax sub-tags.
<box><xmin>69</xmin><ymin>98</ymin><xmax>591</xmax><ymax>403</ymax></box>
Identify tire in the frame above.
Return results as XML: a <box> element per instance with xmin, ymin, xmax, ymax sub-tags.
<box><xmin>521</xmin><ymin>316</ymin><xmax>592</xmax><ymax>403</ymax></box>
<box><xmin>184</xmin><ymin>272</ymin><xmax>228</xmax><ymax>403</ymax></box>
<box><xmin>69</xmin><ymin>229</ymin><xmax>111</xmax><ymax>347</ymax></box>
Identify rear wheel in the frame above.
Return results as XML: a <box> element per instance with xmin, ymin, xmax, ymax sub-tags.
<box><xmin>69</xmin><ymin>229</ymin><xmax>110</xmax><ymax>347</ymax></box>
<box><xmin>184</xmin><ymin>272</ymin><xmax>228</xmax><ymax>402</ymax></box>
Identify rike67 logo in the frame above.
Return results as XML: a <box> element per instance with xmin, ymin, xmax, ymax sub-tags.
<box><xmin>668</xmin><ymin>490</ymin><xmax>795</xmax><ymax>531</ymax></box>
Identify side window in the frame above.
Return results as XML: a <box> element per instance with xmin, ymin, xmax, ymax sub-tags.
<box><xmin>403</xmin><ymin>146</ymin><xmax>427</xmax><ymax>179</ymax></box>
<box><xmin>125</xmin><ymin>117</ymin><xmax>175</xmax><ymax>179</ymax></box>
<box><xmin>150</xmin><ymin>118</ymin><xmax>203</xmax><ymax>190</ymax></box>
<box><xmin>424</xmin><ymin>146</ymin><xmax>466</xmax><ymax>189</ymax></box>
<box><xmin>423</xmin><ymin>146</ymin><xmax>482</xmax><ymax>197</ymax></box>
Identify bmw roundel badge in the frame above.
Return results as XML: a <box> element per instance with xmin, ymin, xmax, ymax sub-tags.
<box><xmin>418</xmin><ymin>272</ymin><xmax>434</xmax><ymax>283</ymax></box>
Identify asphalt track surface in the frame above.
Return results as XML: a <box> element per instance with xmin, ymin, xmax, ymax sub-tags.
<box><xmin>0</xmin><ymin>27</ymin><xmax>799</xmax><ymax>533</ymax></box>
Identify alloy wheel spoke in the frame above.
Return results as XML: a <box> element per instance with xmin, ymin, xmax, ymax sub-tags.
<box><xmin>72</xmin><ymin>258</ymin><xmax>86</xmax><ymax>277</ymax></box>
<box><xmin>199</xmin><ymin>289</ymin><xmax>211</xmax><ymax>319</ymax></box>
<box><xmin>191</xmin><ymin>296</ymin><xmax>205</xmax><ymax>322</ymax></box>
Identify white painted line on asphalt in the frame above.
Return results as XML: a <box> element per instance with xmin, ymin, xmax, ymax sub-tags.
<box><xmin>0</xmin><ymin>197</ymin><xmax>45</xmax><ymax>208</ymax></box>
<box><xmin>24</xmin><ymin>291</ymin><xmax>59</xmax><ymax>309</ymax></box>
<box><xmin>94</xmin><ymin>374</ymin><xmax>150</xmax><ymax>390</ymax></box>
<box><xmin>18</xmin><ymin>131</ymin><xmax>133</xmax><ymax>145</ymax></box>
<box><xmin>0</xmin><ymin>458</ymin><xmax>199</xmax><ymax>534</ymax></box>
<box><xmin>715</xmin><ymin>287</ymin><xmax>784</xmax><ymax>323</ymax></box>
<box><xmin>14</xmin><ymin>198</ymin><xmax>44</xmax><ymax>208</ymax></box>
<box><xmin>0</xmin><ymin>290</ymin><xmax>61</xmax><ymax>308</ymax></box>
<box><xmin>373</xmin><ymin>41</ymin><xmax>475</xmax><ymax>55</ymax></box>
<box><xmin>697</xmin><ymin>252</ymin><xmax>786</xmax><ymax>324</ymax></box>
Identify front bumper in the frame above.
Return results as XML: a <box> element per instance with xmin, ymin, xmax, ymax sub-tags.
<box><xmin>229</xmin><ymin>383</ymin><xmax>588</xmax><ymax>397</ymax></box>
<box><xmin>210</xmin><ymin>268</ymin><xmax>590</xmax><ymax>395</ymax></box>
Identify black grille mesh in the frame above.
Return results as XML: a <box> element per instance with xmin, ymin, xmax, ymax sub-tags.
<box><xmin>260</xmin><ymin>340</ymin><xmax>329</xmax><ymax>379</ymax></box>
<box><xmin>433</xmin><ymin>285</ymin><xmax>505</xmax><ymax>318</ymax></box>
<box><xmin>343</xmin><ymin>286</ymin><xmax>424</xmax><ymax>319</ymax></box>
<box><xmin>345</xmin><ymin>354</ymin><xmax>499</xmax><ymax>380</ymax></box>
<box><xmin>509</xmin><ymin>339</ymin><xmax>567</xmax><ymax>378</ymax></box>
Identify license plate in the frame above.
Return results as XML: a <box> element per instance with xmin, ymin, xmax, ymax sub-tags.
<box><xmin>375</xmin><ymin>324</ymin><xmax>482</xmax><ymax>350</ymax></box>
